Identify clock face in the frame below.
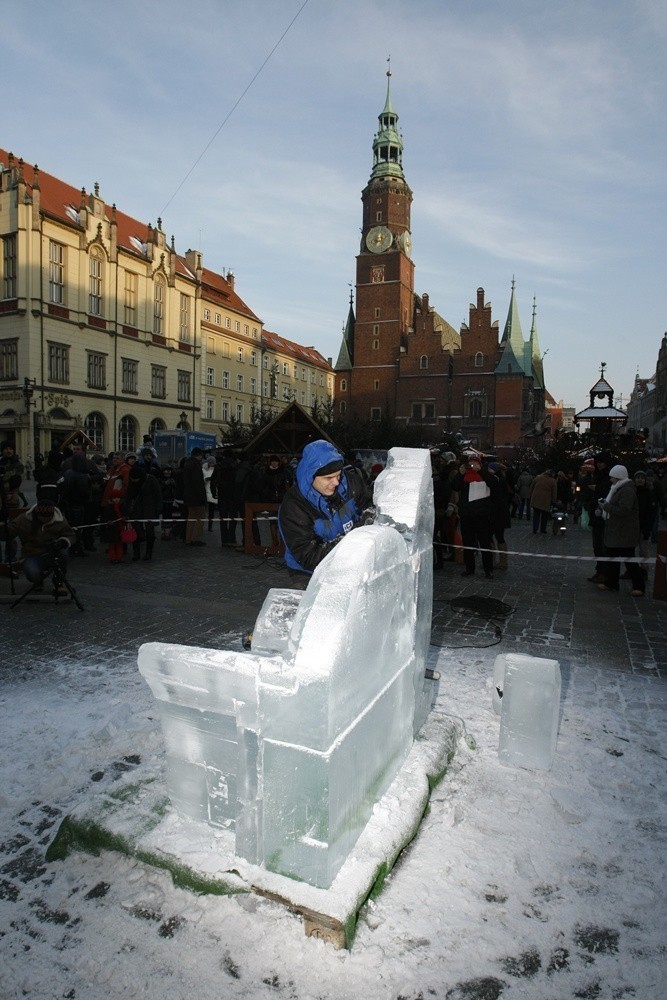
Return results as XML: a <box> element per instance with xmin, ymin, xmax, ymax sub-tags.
<box><xmin>400</xmin><ymin>232</ymin><xmax>412</xmax><ymax>257</ymax></box>
<box><xmin>366</xmin><ymin>225</ymin><xmax>393</xmax><ymax>254</ymax></box>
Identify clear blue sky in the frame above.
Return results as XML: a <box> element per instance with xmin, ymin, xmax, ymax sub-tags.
<box><xmin>3</xmin><ymin>0</ymin><xmax>665</xmax><ymax>411</ymax></box>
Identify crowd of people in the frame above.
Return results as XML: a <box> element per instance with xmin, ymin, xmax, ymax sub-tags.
<box><xmin>2</xmin><ymin>433</ymin><xmax>666</xmax><ymax>598</ymax></box>
<box><xmin>429</xmin><ymin>449</ymin><xmax>666</xmax><ymax>593</ymax></box>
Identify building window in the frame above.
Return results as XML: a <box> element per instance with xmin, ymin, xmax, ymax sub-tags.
<box><xmin>121</xmin><ymin>358</ymin><xmax>138</xmax><ymax>394</ymax></box>
<box><xmin>373</xmin><ymin>324</ymin><xmax>379</xmax><ymax>335</ymax></box>
<box><xmin>376</xmin><ymin>211</ymin><xmax>382</xmax><ymax>221</ymax></box>
<box><xmin>340</xmin><ymin>379</ymin><xmax>347</xmax><ymax>391</ymax></box>
<box><xmin>221</xmin><ymin>400</ymin><xmax>230</xmax><ymax>421</ymax></box>
<box><xmin>48</xmin><ymin>342</ymin><xmax>69</xmax><ymax>383</ymax></box>
<box><xmin>179</xmin><ymin>293</ymin><xmax>191</xmax><ymax>342</ymax></box>
<box><xmin>236</xmin><ymin>402</ymin><xmax>244</xmax><ymax>422</ymax></box>
<box><xmin>371</xmin><ymin>407</ymin><xmax>381</xmax><ymax>421</ymax></box>
<box><xmin>151</xmin><ymin>365</ymin><xmax>166</xmax><ymax>399</ymax></box>
<box><xmin>374</xmin><ymin>307</ymin><xmax>380</xmax><ymax>319</ymax></box>
<box><xmin>225</xmin><ymin>317</ymin><xmax>231</xmax><ymax>329</ymax></box>
<box><xmin>252</xmin><ymin>327</ymin><xmax>258</xmax><ymax>338</ymax></box>
<box><xmin>205</xmin><ymin>397</ymin><xmax>214</xmax><ymax>420</ymax></box>
<box><xmin>88</xmin><ymin>246</ymin><xmax>104</xmax><ymax>316</ymax></box>
<box><xmin>250</xmin><ymin>377</ymin><xmax>257</xmax><ymax>395</ymax></box>
<box><xmin>49</xmin><ymin>241</ymin><xmax>66</xmax><ymax>304</ymax></box>
<box><xmin>84</xmin><ymin>412</ymin><xmax>105</xmax><ymax>450</ymax></box>
<box><xmin>300</xmin><ymin>367</ymin><xmax>306</xmax><ymax>381</ymax></box>
<box><xmin>153</xmin><ymin>276</ymin><xmax>165</xmax><ymax>335</ymax></box>
<box><xmin>468</xmin><ymin>398</ymin><xmax>484</xmax><ymax>419</ymax></box>
<box><xmin>282</xmin><ymin>383</ymin><xmax>291</xmax><ymax>400</ymax></box>
<box><xmin>234</xmin><ymin>320</ymin><xmax>240</xmax><ymax>332</ymax></box>
<box><xmin>420</xmin><ymin>355</ymin><xmax>428</xmax><ymax>369</ymax></box>
<box><xmin>87</xmin><ymin>351</ymin><xmax>106</xmax><ymax>389</ymax></box>
<box><xmin>149</xmin><ymin>417</ymin><xmax>166</xmax><ymax>437</ymax></box>
<box><xmin>282</xmin><ymin>361</ymin><xmax>289</xmax><ymax>376</ymax></box>
<box><xmin>124</xmin><ymin>271</ymin><xmax>137</xmax><ymax>326</ymax></box>
<box><xmin>0</xmin><ymin>339</ymin><xmax>18</xmax><ymax>380</ymax></box>
<box><xmin>215</xmin><ymin>312</ymin><xmax>221</xmax><ymax>325</ymax></box>
<box><xmin>244</xmin><ymin>324</ymin><xmax>249</xmax><ymax>335</ymax></box>
<box><xmin>301</xmin><ymin>391</ymin><xmax>306</xmax><ymax>405</ymax></box>
<box><xmin>475</xmin><ymin>352</ymin><xmax>484</xmax><ymax>367</ymax></box>
<box><xmin>118</xmin><ymin>415</ymin><xmax>136</xmax><ymax>453</ymax></box>
<box><xmin>340</xmin><ymin>400</ymin><xmax>347</xmax><ymax>414</ymax></box>
<box><xmin>2</xmin><ymin>235</ymin><xmax>17</xmax><ymax>298</ymax></box>
<box><xmin>206</xmin><ymin>366</ymin><xmax>215</xmax><ymax>386</ymax></box>
<box><xmin>222</xmin><ymin>370</ymin><xmax>230</xmax><ymax>389</ymax></box>
<box><xmin>372</xmin><ymin>339</ymin><xmax>379</xmax><ymax>350</ymax></box>
<box><xmin>203</xmin><ymin>308</ymin><xmax>210</xmax><ymax>321</ymax></box>
<box><xmin>412</xmin><ymin>402</ymin><xmax>436</xmax><ymax>422</ymax></box>
<box><xmin>374</xmin><ymin>379</ymin><xmax>380</xmax><ymax>390</ymax></box>
<box><xmin>237</xmin><ymin>374</ymin><xmax>244</xmax><ymax>392</ymax></box>
<box><xmin>177</xmin><ymin>370</ymin><xmax>191</xmax><ymax>403</ymax></box>
<box><xmin>237</xmin><ymin>347</ymin><xmax>245</xmax><ymax>363</ymax></box>
<box><xmin>250</xmin><ymin>350</ymin><xmax>257</xmax><ymax>366</ymax></box>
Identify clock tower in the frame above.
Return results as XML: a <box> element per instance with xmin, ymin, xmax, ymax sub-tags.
<box><xmin>348</xmin><ymin>69</ymin><xmax>415</xmax><ymax>412</ymax></box>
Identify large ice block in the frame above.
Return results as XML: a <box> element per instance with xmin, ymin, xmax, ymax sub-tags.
<box><xmin>497</xmin><ymin>653</ymin><xmax>561</xmax><ymax>771</ymax></box>
<box><xmin>138</xmin><ymin>447</ymin><xmax>436</xmax><ymax>889</ymax></box>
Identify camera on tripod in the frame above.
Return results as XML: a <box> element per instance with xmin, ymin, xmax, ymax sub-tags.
<box><xmin>23</xmin><ymin>538</ymin><xmax>70</xmax><ymax>587</ymax></box>
<box><xmin>12</xmin><ymin>538</ymin><xmax>84</xmax><ymax>611</ymax></box>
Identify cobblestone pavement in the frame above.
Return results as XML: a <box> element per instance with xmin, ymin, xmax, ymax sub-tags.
<box><xmin>2</xmin><ymin>507</ymin><xmax>665</xmax><ymax>678</ymax></box>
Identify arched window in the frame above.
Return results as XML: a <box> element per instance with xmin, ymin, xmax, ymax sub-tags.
<box><xmin>149</xmin><ymin>417</ymin><xmax>166</xmax><ymax>437</ymax></box>
<box><xmin>420</xmin><ymin>355</ymin><xmax>428</xmax><ymax>369</ymax></box>
<box><xmin>84</xmin><ymin>411</ymin><xmax>105</xmax><ymax>450</ymax></box>
<box><xmin>475</xmin><ymin>352</ymin><xmax>484</xmax><ymax>368</ymax></box>
<box><xmin>340</xmin><ymin>379</ymin><xmax>347</xmax><ymax>392</ymax></box>
<box><xmin>118</xmin><ymin>415</ymin><xmax>136</xmax><ymax>453</ymax></box>
<box><xmin>89</xmin><ymin>246</ymin><xmax>104</xmax><ymax>316</ymax></box>
<box><xmin>153</xmin><ymin>275</ymin><xmax>165</xmax><ymax>335</ymax></box>
<box><xmin>339</xmin><ymin>400</ymin><xmax>347</xmax><ymax>415</ymax></box>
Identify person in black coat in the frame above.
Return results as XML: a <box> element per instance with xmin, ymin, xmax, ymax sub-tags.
<box><xmin>124</xmin><ymin>464</ymin><xmax>163</xmax><ymax>561</ymax></box>
<box><xmin>582</xmin><ymin>452</ymin><xmax>613</xmax><ymax>583</ymax></box>
<box><xmin>210</xmin><ymin>448</ymin><xmax>238</xmax><ymax>546</ymax></box>
<box><xmin>182</xmin><ymin>448</ymin><xmax>207</xmax><ymax>545</ymax></box>
<box><xmin>452</xmin><ymin>456</ymin><xmax>495</xmax><ymax>578</ymax></box>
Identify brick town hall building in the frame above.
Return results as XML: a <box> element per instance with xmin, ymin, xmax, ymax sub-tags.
<box><xmin>335</xmin><ymin>72</ymin><xmax>548</xmax><ymax>454</ymax></box>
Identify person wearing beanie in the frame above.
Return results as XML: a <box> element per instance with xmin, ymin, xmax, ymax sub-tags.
<box><xmin>596</xmin><ymin>465</ymin><xmax>645</xmax><ymax>595</ymax></box>
<box><xmin>0</xmin><ymin>499</ymin><xmax>75</xmax><ymax>596</ymax></box>
<box><xmin>278</xmin><ymin>439</ymin><xmax>370</xmax><ymax>588</ymax></box>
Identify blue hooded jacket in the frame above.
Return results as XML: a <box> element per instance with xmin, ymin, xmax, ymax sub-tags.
<box><xmin>279</xmin><ymin>440</ymin><xmax>363</xmax><ymax>573</ymax></box>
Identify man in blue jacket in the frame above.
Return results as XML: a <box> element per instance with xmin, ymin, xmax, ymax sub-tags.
<box><xmin>278</xmin><ymin>440</ymin><xmax>369</xmax><ymax>588</ymax></box>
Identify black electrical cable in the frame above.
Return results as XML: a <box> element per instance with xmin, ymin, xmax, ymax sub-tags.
<box><xmin>431</xmin><ymin>595</ymin><xmax>515</xmax><ymax>649</ymax></box>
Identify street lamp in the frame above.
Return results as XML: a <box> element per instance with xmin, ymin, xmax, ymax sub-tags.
<box><xmin>177</xmin><ymin>411</ymin><xmax>188</xmax><ymax>430</ymax></box>
<box><xmin>22</xmin><ymin>377</ymin><xmax>37</xmax><ymax>458</ymax></box>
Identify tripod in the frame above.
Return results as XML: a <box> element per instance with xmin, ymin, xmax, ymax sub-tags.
<box><xmin>10</xmin><ymin>550</ymin><xmax>84</xmax><ymax>612</ymax></box>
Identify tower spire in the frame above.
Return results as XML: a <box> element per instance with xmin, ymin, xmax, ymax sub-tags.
<box><xmin>370</xmin><ymin>62</ymin><xmax>404</xmax><ymax>180</ymax></box>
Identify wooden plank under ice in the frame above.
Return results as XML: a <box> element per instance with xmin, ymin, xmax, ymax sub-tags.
<box><xmin>252</xmin><ymin>885</ymin><xmax>348</xmax><ymax>949</ymax></box>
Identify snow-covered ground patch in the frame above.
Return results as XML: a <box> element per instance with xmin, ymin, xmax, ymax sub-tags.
<box><xmin>1</xmin><ymin>644</ymin><xmax>665</xmax><ymax>999</ymax></box>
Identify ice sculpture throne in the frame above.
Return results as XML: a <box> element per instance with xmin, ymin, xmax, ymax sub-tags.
<box><xmin>138</xmin><ymin>447</ymin><xmax>434</xmax><ymax>890</ymax></box>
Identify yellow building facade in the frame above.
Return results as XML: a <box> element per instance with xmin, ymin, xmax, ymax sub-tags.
<box><xmin>0</xmin><ymin>150</ymin><xmax>333</xmax><ymax>460</ymax></box>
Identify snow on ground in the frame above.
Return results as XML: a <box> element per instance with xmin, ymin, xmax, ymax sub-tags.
<box><xmin>1</xmin><ymin>642</ymin><xmax>665</xmax><ymax>1000</ymax></box>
